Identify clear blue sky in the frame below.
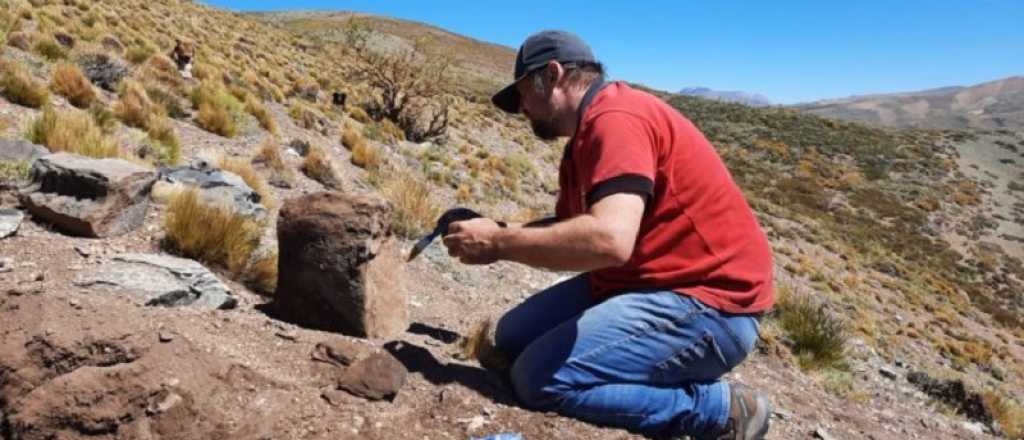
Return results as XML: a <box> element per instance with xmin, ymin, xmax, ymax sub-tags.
<box><xmin>203</xmin><ymin>0</ymin><xmax>1024</xmax><ymax>104</ymax></box>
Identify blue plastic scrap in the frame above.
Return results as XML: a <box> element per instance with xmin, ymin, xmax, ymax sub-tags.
<box><xmin>471</xmin><ymin>434</ymin><xmax>524</xmax><ymax>440</ymax></box>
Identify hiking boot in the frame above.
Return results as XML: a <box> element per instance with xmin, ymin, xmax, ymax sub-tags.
<box><xmin>716</xmin><ymin>383</ymin><xmax>771</xmax><ymax>440</ymax></box>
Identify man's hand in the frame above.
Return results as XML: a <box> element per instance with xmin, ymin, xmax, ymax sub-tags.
<box><xmin>442</xmin><ymin>217</ymin><xmax>504</xmax><ymax>265</ymax></box>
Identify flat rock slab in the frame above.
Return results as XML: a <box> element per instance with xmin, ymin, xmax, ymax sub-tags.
<box><xmin>74</xmin><ymin>253</ymin><xmax>237</xmax><ymax>310</ymax></box>
<box><xmin>0</xmin><ymin>209</ymin><xmax>23</xmax><ymax>239</ymax></box>
<box><xmin>337</xmin><ymin>351</ymin><xmax>407</xmax><ymax>401</ymax></box>
<box><xmin>0</xmin><ymin>139</ymin><xmax>49</xmax><ymax>163</ymax></box>
<box><xmin>154</xmin><ymin>161</ymin><xmax>265</xmax><ymax>218</ymax></box>
<box><xmin>18</xmin><ymin>153</ymin><xmax>156</xmax><ymax>237</ymax></box>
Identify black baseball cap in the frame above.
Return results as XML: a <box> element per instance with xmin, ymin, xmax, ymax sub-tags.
<box><xmin>491</xmin><ymin>30</ymin><xmax>597</xmax><ymax>114</ymax></box>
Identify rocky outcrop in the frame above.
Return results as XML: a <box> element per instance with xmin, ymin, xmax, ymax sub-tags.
<box><xmin>153</xmin><ymin>160</ymin><xmax>266</xmax><ymax>218</ymax></box>
<box><xmin>18</xmin><ymin>153</ymin><xmax>156</xmax><ymax>237</ymax></box>
<box><xmin>74</xmin><ymin>253</ymin><xmax>237</xmax><ymax>310</ymax></box>
<box><xmin>274</xmin><ymin>192</ymin><xmax>408</xmax><ymax>338</ymax></box>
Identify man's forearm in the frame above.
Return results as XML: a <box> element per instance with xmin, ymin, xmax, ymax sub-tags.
<box><xmin>493</xmin><ymin>214</ymin><xmax>627</xmax><ymax>271</ymax></box>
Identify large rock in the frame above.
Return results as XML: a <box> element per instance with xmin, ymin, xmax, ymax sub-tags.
<box><xmin>0</xmin><ymin>208</ymin><xmax>24</xmax><ymax>239</ymax></box>
<box><xmin>0</xmin><ymin>139</ymin><xmax>50</xmax><ymax>163</ymax></box>
<box><xmin>274</xmin><ymin>192</ymin><xmax>408</xmax><ymax>338</ymax></box>
<box><xmin>336</xmin><ymin>351</ymin><xmax>407</xmax><ymax>401</ymax></box>
<box><xmin>154</xmin><ymin>160</ymin><xmax>266</xmax><ymax>218</ymax></box>
<box><xmin>74</xmin><ymin>253</ymin><xmax>237</xmax><ymax>310</ymax></box>
<box><xmin>18</xmin><ymin>153</ymin><xmax>156</xmax><ymax>237</ymax></box>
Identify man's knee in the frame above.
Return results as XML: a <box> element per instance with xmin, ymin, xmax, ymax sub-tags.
<box><xmin>509</xmin><ymin>356</ymin><xmax>569</xmax><ymax>410</ymax></box>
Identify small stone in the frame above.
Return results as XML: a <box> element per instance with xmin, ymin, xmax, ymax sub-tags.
<box><xmin>337</xmin><ymin>352</ymin><xmax>407</xmax><ymax>401</ymax></box>
<box><xmin>879</xmin><ymin>366</ymin><xmax>899</xmax><ymax>380</ymax></box>
<box><xmin>814</xmin><ymin>427</ymin><xmax>836</xmax><ymax>440</ymax></box>
<box><xmin>74</xmin><ymin>246</ymin><xmax>91</xmax><ymax>258</ymax></box>
<box><xmin>320</xmin><ymin>388</ymin><xmax>349</xmax><ymax>407</ymax></box>
<box><xmin>275</xmin><ymin>331</ymin><xmax>298</xmax><ymax>341</ymax></box>
<box><xmin>31</xmin><ymin>272</ymin><xmax>44</xmax><ymax>282</ymax></box>
<box><xmin>961</xmin><ymin>421</ymin><xmax>986</xmax><ymax>435</ymax></box>
<box><xmin>159</xmin><ymin>332</ymin><xmax>174</xmax><ymax>343</ymax></box>
<box><xmin>312</xmin><ymin>340</ymin><xmax>365</xmax><ymax>367</ymax></box>
<box><xmin>68</xmin><ymin>298</ymin><xmax>80</xmax><ymax>308</ymax></box>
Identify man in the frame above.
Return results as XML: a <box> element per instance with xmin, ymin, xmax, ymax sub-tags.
<box><xmin>443</xmin><ymin>30</ymin><xmax>774</xmax><ymax>440</ymax></box>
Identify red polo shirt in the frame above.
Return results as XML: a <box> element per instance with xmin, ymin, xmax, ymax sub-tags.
<box><xmin>555</xmin><ymin>82</ymin><xmax>773</xmax><ymax>314</ymax></box>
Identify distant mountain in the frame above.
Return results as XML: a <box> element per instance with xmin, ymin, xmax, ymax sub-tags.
<box><xmin>678</xmin><ymin>87</ymin><xmax>772</xmax><ymax>107</ymax></box>
<box><xmin>798</xmin><ymin>76</ymin><xmax>1024</xmax><ymax>131</ymax></box>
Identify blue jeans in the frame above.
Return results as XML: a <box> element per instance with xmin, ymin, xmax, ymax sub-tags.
<box><xmin>495</xmin><ymin>274</ymin><xmax>761</xmax><ymax>439</ymax></box>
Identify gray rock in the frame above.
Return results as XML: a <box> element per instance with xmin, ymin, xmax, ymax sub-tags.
<box><xmin>0</xmin><ymin>139</ymin><xmax>50</xmax><ymax>163</ymax></box>
<box><xmin>0</xmin><ymin>209</ymin><xmax>23</xmax><ymax>239</ymax></box>
<box><xmin>156</xmin><ymin>160</ymin><xmax>266</xmax><ymax>218</ymax></box>
<box><xmin>18</xmin><ymin>153</ymin><xmax>156</xmax><ymax>237</ymax></box>
<box><xmin>879</xmin><ymin>366</ymin><xmax>899</xmax><ymax>380</ymax></box>
<box><xmin>74</xmin><ymin>253</ymin><xmax>236</xmax><ymax>310</ymax></box>
<box><xmin>77</xmin><ymin>52</ymin><xmax>129</xmax><ymax>92</ymax></box>
<box><xmin>961</xmin><ymin>421</ymin><xmax>986</xmax><ymax>435</ymax></box>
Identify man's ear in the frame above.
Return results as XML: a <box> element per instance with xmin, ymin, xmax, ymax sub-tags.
<box><xmin>544</xmin><ymin>60</ymin><xmax>563</xmax><ymax>86</ymax></box>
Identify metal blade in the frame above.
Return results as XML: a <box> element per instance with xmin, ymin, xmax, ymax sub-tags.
<box><xmin>407</xmin><ymin>232</ymin><xmax>439</xmax><ymax>261</ymax></box>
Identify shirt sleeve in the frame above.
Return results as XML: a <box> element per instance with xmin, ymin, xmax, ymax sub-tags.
<box><xmin>578</xmin><ymin>111</ymin><xmax>657</xmax><ymax>208</ymax></box>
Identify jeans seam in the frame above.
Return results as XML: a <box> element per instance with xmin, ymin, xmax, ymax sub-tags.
<box><xmin>565</xmin><ymin>296</ymin><xmax>708</xmax><ymax>368</ymax></box>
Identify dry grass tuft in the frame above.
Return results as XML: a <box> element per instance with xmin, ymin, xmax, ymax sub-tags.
<box><xmin>192</xmin><ymin>81</ymin><xmax>242</xmax><ymax>137</ymax></box>
<box><xmin>458</xmin><ymin>319</ymin><xmax>511</xmax><ymax>372</ymax></box>
<box><xmin>984</xmin><ymin>392</ymin><xmax>1024</xmax><ymax>439</ymax></box>
<box><xmin>145</xmin><ymin>115</ymin><xmax>181</xmax><ymax>166</ymax></box>
<box><xmin>114</xmin><ymin>80</ymin><xmax>161</xmax><ymax>129</ymax></box>
<box><xmin>6</xmin><ymin>31</ymin><xmax>32</xmax><ymax>51</ymax></box>
<box><xmin>245</xmin><ymin>95</ymin><xmax>276</xmax><ymax>134</ymax></box>
<box><xmin>0</xmin><ymin>160</ymin><xmax>31</xmax><ymax>184</ymax></box>
<box><xmin>163</xmin><ymin>188</ymin><xmax>263</xmax><ymax>276</ymax></box>
<box><xmin>50</xmin><ymin>62</ymin><xmax>96</xmax><ymax>108</ymax></box>
<box><xmin>288</xmin><ymin>101</ymin><xmax>318</xmax><ymax>130</ymax></box>
<box><xmin>1</xmin><ymin>62</ymin><xmax>49</xmax><ymax>108</ymax></box>
<box><xmin>341</xmin><ymin>124</ymin><xmax>365</xmax><ymax>150</ymax></box>
<box><xmin>253</xmin><ymin>138</ymin><xmax>295</xmax><ymax>185</ymax></box>
<box><xmin>217</xmin><ymin>155</ymin><xmax>274</xmax><ymax>208</ymax></box>
<box><xmin>302</xmin><ymin>145</ymin><xmax>341</xmax><ymax>189</ymax></box>
<box><xmin>379</xmin><ymin>169</ymin><xmax>442</xmax><ymax>238</ymax></box>
<box><xmin>246</xmin><ymin>251</ymin><xmax>278</xmax><ymax>295</ymax></box>
<box><xmin>25</xmin><ymin>105</ymin><xmax>120</xmax><ymax>159</ymax></box>
<box><xmin>34</xmin><ymin>38</ymin><xmax>67</xmax><ymax>61</ymax></box>
<box><xmin>351</xmin><ymin>141</ymin><xmax>382</xmax><ymax>170</ymax></box>
<box><xmin>197</xmin><ymin>101</ymin><xmax>237</xmax><ymax>137</ymax></box>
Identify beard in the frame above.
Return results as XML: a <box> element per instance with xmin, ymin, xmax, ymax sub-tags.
<box><xmin>530</xmin><ymin>115</ymin><xmax>560</xmax><ymax>140</ymax></box>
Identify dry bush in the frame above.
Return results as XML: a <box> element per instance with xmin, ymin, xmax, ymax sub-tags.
<box><xmin>348</xmin><ymin>105</ymin><xmax>371</xmax><ymax>123</ymax></box>
<box><xmin>217</xmin><ymin>155</ymin><xmax>273</xmax><ymax>208</ymax></box>
<box><xmin>25</xmin><ymin>105</ymin><xmax>120</xmax><ymax>159</ymax></box>
<box><xmin>113</xmin><ymin>80</ymin><xmax>161</xmax><ymax>129</ymax></box>
<box><xmin>49</xmin><ymin>62</ymin><xmax>96</xmax><ymax>108</ymax></box>
<box><xmin>379</xmin><ymin>168</ymin><xmax>442</xmax><ymax>238</ymax></box>
<box><xmin>163</xmin><ymin>188</ymin><xmax>262</xmax><ymax>276</ymax></box>
<box><xmin>301</xmin><ymin>145</ymin><xmax>341</xmax><ymax>189</ymax></box>
<box><xmin>1</xmin><ymin>62</ymin><xmax>49</xmax><ymax>108</ymax></box>
<box><xmin>245</xmin><ymin>95</ymin><xmax>276</xmax><ymax>134</ymax></box>
<box><xmin>138</xmin><ymin>54</ymin><xmax>184</xmax><ymax>93</ymax></box>
<box><xmin>344</xmin><ymin>24</ymin><xmax>450</xmax><ymax>141</ymax></box>
<box><xmin>458</xmin><ymin>319</ymin><xmax>512</xmax><ymax>372</ymax></box>
<box><xmin>145</xmin><ymin>85</ymin><xmax>186</xmax><ymax>118</ymax></box>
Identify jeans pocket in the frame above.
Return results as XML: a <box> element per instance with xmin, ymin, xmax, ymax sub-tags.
<box><xmin>653</xmin><ymin>330</ymin><xmax>731</xmax><ymax>384</ymax></box>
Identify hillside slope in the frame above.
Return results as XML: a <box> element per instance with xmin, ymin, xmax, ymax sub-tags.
<box><xmin>798</xmin><ymin>76</ymin><xmax>1024</xmax><ymax>131</ymax></box>
<box><xmin>0</xmin><ymin>1</ymin><xmax>1022</xmax><ymax>439</ymax></box>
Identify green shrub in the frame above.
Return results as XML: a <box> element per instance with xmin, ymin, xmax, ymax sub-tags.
<box><xmin>773</xmin><ymin>290</ymin><xmax>847</xmax><ymax>370</ymax></box>
<box><xmin>34</xmin><ymin>38</ymin><xmax>67</xmax><ymax>60</ymax></box>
